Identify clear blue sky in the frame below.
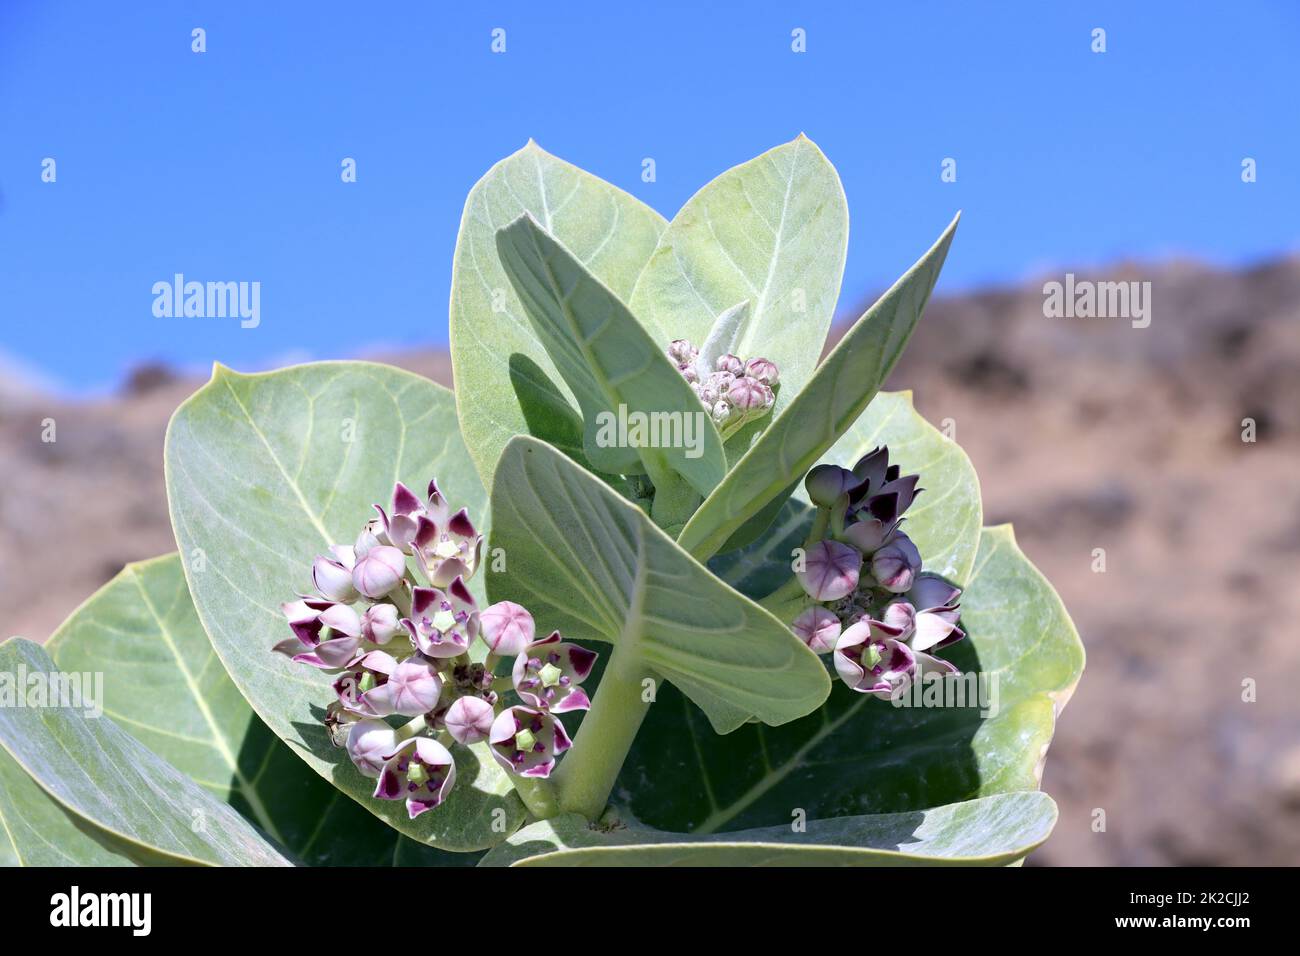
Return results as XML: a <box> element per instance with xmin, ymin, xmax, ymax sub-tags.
<box><xmin>2</xmin><ymin>1</ymin><xmax>1296</xmax><ymax>393</ymax></box>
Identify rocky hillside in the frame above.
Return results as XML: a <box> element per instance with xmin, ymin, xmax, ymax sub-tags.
<box><xmin>3</xmin><ymin>257</ymin><xmax>1297</xmax><ymax>866</ymax></box>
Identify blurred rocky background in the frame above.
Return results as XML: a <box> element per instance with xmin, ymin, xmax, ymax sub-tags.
<box><xmin>3</xmin><ymin>258</ymin><xmax>1297</xmax><ymax>865</ymax></box>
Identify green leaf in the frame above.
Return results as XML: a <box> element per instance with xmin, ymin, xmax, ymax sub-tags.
<box><xmin>618</xmin><ymin>525</ymin><xmax>1083</xmax><ymax>833</ymax></box>
<box><xmin>43</xmin><ymin>554</ymin><xmax>468</xmax><ymax>866</ymax></box>
<box><xmin>0</xmin><ymin>638</ymin><xmax>292</xmax><ymax>866</ymax></box>
<box><xmin>165</xmin><ymin>361</ymin><xmax>526</xmax><ymax>851</ymax></box>
<box><xmin>0</xmin><ymin>746</ymin><xmax>151</xmax><ymax>866</ymax></box>
<box><xmin>676</xmin><ymin>213</ymin><xmax>960</xmax><ymax>562</ymax></box>
<box><xmin>629</xmin><ymin>134</ymin><xmax>849</xmax><ymax>451</ymax></box>
<box><xmin>451</xmin><ymin>141</ymin><xmax>667</xmax><ymax>486</ymax></box>
<box><xmin>486</xmin><ymin>436</ymin><xmax>830</xmax><ymax>733</ymax></box>
<box><xmin>495</xmin><ymin>214</ymin><xmax>726</xmax><ymax>492</ymax></box>
<box><xmin>709</xmin><ymin>391</ymin><xmax>982</xmax><ymax>600</ymax></box>
<box><xmin>694</xmin><ymin>299</ymin><xmax>752</xmax><ymax>379</ymax></box>
<box><xmin>480</xmin><ymin>791</ymin><xmax>1056</xmax><ymax>866</ymax></box>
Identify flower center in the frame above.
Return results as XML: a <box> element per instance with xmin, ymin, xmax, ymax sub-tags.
<box><xmin>514</xmin><ymin>728</ymin><xmax>537</xmax><ymax>752</ymax></box>
<box><xmin>434</xmin><ymin>538</ymin><xmax>460</xmax><ymax>560</ymax></box>
<box><xmin>538</xmin><ymin>662</ymin><xmax>563</xmax><ymax>688</ymax></box>
<box><xmin>406</xmin><ymin>762</ymin><xmax>429</xmax><ymax>785</ymax></box>
<box><xmin>431</xmin><ymin>609</ymin><xmax>456</xmax><ymax>633</ymax></box>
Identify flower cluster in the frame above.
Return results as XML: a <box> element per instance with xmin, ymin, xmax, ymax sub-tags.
<box><xmin>273</xmin><ymin>479</ymin><xmax>596</xmax><ymax>818</ymax></box>
<box><xmin>790</xmin><ymin>447</ymin><xmax>964</xmax><ymax>699</ymax></box>
<box><xmin>666</xmin><ymin>339</ymin><xmax>778</xmax><ymax>436</ymax></box>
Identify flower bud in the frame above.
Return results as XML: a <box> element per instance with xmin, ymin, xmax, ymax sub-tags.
<box><xmin>444</xmin><ymin>696</ymin><xmax>495</xmax><ymax>745</ymax></box>
<box><xmin>313</xmin><ymin>549</ymin><xmax>359</xmax><ymax>603</ymax></box>
<box><xmin>805</xmin><ymin>465</ymin><xmax>857</xmax><ymax>508</ymax></box>
<box><xmin>744</xmin><ymin>357</ymin><xmax>779</xmax><ymax>385</ymax></box>
<box><xmin>797</xmin><ymin>539</ymin><xmax>863</xmax><ymax>602</ymax></box>
<box><xmin>679</xmin><ymin>364</ymin><xmax>699</xmax><ymax>384</ymax></box>
<box><xmin>667</xmin><ymin>339</ymin><xmax>697</xmax><ymax>364</ymax></box>
<box><xmin>361</xmin><ymin>602</ymin><xmax>402</xmax><ymax>644</ymax></box>
<box><xmin>726</xmin><ymin>376</ymin><xmax>771</xmax><ymax>414</ymax></box>
<box><xmin>480</xmin><ymin>601</ymin><xmax>535</xmax><ymax>657</ymax></box>
<box><xmin>346</xmin><ymin>719</ymin><xmax>399</xmax><ymax>778</ymax></box>
<box><xmin>715</xmin><ymin>353</ymin><xmax>744</xmax><ymax>375</ymax></box>
<box><xmin>375</xmin><ymin>738</ymin><xmax>456</xmax><ymax>819</ymax></box>
<box><xmin>352</xmin><ymin>545</ymin><xmax>406</xmax><ymax>599</ymax></box>
<box><xmin>362</xmin><ymin>656</ymin><xmax>442</xmax><ymax>717</ymax></box>
<box><xmin>871</xmin><ymin>533</ymin><xmax>922</xmax><ymax>593</ymax></box>
<box><xmin>792</xmin><ymin>606</ymin><xmax>841</xmax><ymax>654</ymax></box>
<box><xmin>711</xmin><ymin>400</ymin><xmax>731</xmax><ymax>426</ymax></box>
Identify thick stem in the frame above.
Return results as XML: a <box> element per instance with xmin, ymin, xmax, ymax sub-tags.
<box><xmin>390</xmin><ymin>579</ymin><xmax>414</xmax><ymax>617</ymax></box>
<box><xmin>758</xmin><ymin>575</ymin><xmax>810</xmax><ymax>622</ymax></box>
<box><xmin>648</xmin><ymin>468</ymin><xmax>701</xmax><ymax>533</ymax></box>
<box><xmin>393</xmin><ymin>714</ymin><xmax>427</xmax><ymax>742</ymax></box>
<box><xmin>554</xmin><ymin>641</ymin><xmax>652</xmax><ymax>820</ymax></box>
<box><xmin>512</xmin><ymin>776</ymin><xmax>562</xmax><ymax>820</ymax></box>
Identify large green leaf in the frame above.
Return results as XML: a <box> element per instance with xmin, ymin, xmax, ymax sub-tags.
<box><xmin>0</xmin><ymin>638</ymin><xmax>291</xmax><ymax>866</ymax></box>
<box><xmin>0</xmin><ymin>746</ymin><xmax>148</xmax><ymax>866</ymax></box>
<box><xmin>629</xmin><ymin>134</ymin><xmax>849</xmax><ymax>454</ymax></box>
<box><xmin>618</xmin><ymin>525</ymin><xmax>1083</xmax><ymax>833</ymax></box>
<box><xmin>480</xmin><ymin>791</ymin><xmax>1055</xmax><ymax>866</ymax></box>
<box><xmin>450</xmin><ymin>141</ymin><xmax>667</xmax><ymax>486</ymax></box>
<box><xmin>486</xmin><ymin>436</ymin><xmax>830</xmax><ymax>734</ymax></box>
<box><xmin>710</xmin><ymin>391</ymin><xmax>982</xmax><ymax>601</ymax></box>
<box><xmin>165</xmin><ymin>361</ymin><xmax>525</xmax><ymax>851</ymax></box>
<box><xmin>44</xmin><ymin>554</ymin><xmax>468</xmax><ymax>866</ymax></box>
<box><xmin>677</xmin><ymin>213</ymin><xmax>960</xmax><ymax>562</ymax></box>
<box><xmin>495</xmin><ymin>214</ymin><xmax>726</xmax><ymax>491</ymax></box>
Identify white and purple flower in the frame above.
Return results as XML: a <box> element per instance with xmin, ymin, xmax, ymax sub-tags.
<box><xmin>374</xmin><ymin>737</ymin><xmax>456</xmax><ymax>819</ymax></box>
<box><xmin>402</xmin><ymin>579</ymin><xmax>479</xmax><ymax>658</ymax></box>
<box><xmin>488</xmin><ymin>706</ymin><xmax>571</xmax><ymax>778</ymax></box>
<box><xmin>512</xmin><ymin>631</ymin><xmax>597</xmax><ymax>713</ymax></box>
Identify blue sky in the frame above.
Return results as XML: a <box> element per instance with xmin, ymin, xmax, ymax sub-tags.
<box><xmin>1</xmin><ymin>1</ymin><xmax>1296</xmax><ymax>393</ymax></box>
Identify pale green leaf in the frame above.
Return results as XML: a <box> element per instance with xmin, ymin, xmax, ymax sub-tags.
<box><xmin>694</xmin><ymin>299</ymin><xmax>752</xmax><ymax>379</ymax></box>
<box><xmin>629</xmin><ymin>134</ymin><xmax>849</xmax><ymax>453</ymax></box>
<box><xmin>165</xmin><ymin>361</ymin><xmax>526</xmax><ymax>851</ymax></box>
<box><xmin>619</xmin><ymin>525</ymin><xmax>1083</xmax><ymax>834</ymax></box>
<box><xmin>486</xmin><ymin>436</ymin><xmax>830</xmax><ymax>733</ymax></box>
<box><xmin>495</xmin><ymin>214</ymin><xmax>726</xmax><ymax>491</ymax></box>
<box><xmin>451</xmin><ymin>141</ymin><xmax>667</xmax><ymax>486</ymax></box>
<box><xmin>0</xmin><ymin>638</ymin><xmax>291</xmax><ymax>866</ymax></box>
<box><xmin>677</xmin><ymin>213</ymin><xmax>959</xmax><ymax>561</ymax></box>
<box><xmin>0</xmin><ymin>746</ymin><xmax>150</xmax><ymax>866</ymax></box>
<box><xmin>480</xmin><ymin>791</ymin><xmax>1056</xmax><ymax>866</ymax></box>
